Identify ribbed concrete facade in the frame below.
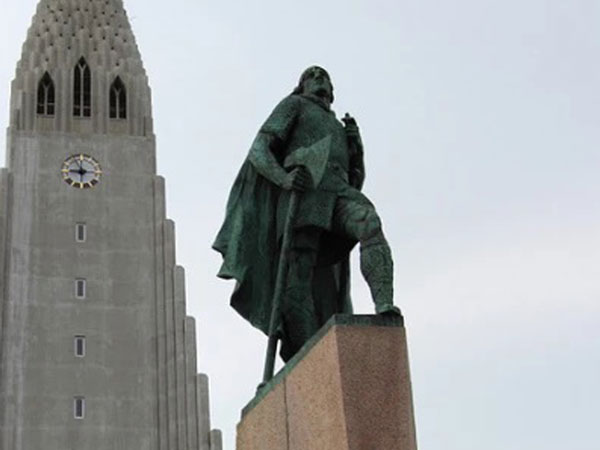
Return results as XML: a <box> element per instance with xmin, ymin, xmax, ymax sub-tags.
<box><xmin>0</xmin><ymin>1</ymin><xmax>222</xmax><ymax>449</ymax></box>
<box><xmin>9</xmin><ymin>0</ymin><xmax>152</xmax><ymax>136</ymax></box>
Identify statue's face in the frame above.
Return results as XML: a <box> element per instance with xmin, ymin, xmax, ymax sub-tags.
<box><xmin>301</xmin><ymin>67</ymin><xmax>333</xmax><ymax>103</ymax></box>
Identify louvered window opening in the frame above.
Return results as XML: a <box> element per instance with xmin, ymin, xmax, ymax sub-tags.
<box><xmin>37</xmin><ymin>72</ymin><xmax>55</xmax><ymax>116</ymax></box>
<box><xmin>73</xmin><ymin>58</ymin><xmax>91</xmax><ymax>117</ymax></box>
<box><xmin>109</xmin><ymin>77</ymin><xmax>127</xmax><ymax>119</ymax></box>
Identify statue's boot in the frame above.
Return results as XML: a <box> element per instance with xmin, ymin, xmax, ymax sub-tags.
<box><xmin>360</xmin><ymin>240</ymin><xmax>401</xmax><ymax>316</ymax></box>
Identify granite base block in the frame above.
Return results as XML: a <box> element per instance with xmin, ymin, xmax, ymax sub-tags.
<box><xmin>236</xmin><ymin>314</ymin><xmax>418</xmax><ymax>450</ymax></box>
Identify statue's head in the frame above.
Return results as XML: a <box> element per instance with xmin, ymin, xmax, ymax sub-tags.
<box><xmin>293</xmin><ymin>66</ymin><xmax>335</xmax><ymax>104</ymax></box>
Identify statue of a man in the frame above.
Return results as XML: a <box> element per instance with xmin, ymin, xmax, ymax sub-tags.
<box><xmin>213</xmin><ymin>66</ymin><xmax>400</xmax><ymax>362</ymax></box>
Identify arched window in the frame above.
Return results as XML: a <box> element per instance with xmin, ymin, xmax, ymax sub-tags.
<box><xmin>73</xmin><ymin>57</ymin><xmax>91</xmax><ymax>117</ymax></box>
<box><xmin>109</xmin><ymin>77</ymin><xmax>127</xmax><ymax>119</ymax></box>
<box><xmin>37</xmin><ymin>72</ymin><xmax>55</xmax><ymax>116</ymax></box>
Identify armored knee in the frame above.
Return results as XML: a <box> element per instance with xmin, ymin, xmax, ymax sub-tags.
<box><xmin>288</xmin><ymin>228</ymin><xmax>320</xmax><ymax>284</ymax></box>
<box><xmin>359</xmin><ymin>210</ymin><xmax>384</xmax><ymax>245</ymax></box>
<box><xmin>288</xmin><ymin>249</ymin><xmax>317</xmax><ymax>282</ymax></box>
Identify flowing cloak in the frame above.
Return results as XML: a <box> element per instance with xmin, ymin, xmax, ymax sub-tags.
<box><xmin>212</xmin><ymin>94</ymin><xmax>357</xmax><ymax>357</ymax></box>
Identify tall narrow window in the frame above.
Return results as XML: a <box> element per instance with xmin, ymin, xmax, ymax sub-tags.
<box><xmin>75</xmin><ymin>223</ymin><xmax>87</xmax><ymax>242</ymax></box>
<box><xmin>74</xmin><ymin>397</ymin><xmax>85</xmax><ymax>419</ymax></box>
<box><xmin>37</xmin><ymin>72</ymin><xmax>55</xmax><ymax>116</ymax></box>
<box><xmin>74</xmin><ymin>336</ymin><xmax>86</xmax><ymax>357</ymax></box>
<box><xmin>109</xmin><ymin>76</ymin><xmax>127</xmax><ymax>119</ymax></box>
<box><xmin>75</xmin><ymin>279</ymin><xmax>86</xmax><ymax>299</ymax></box>
<box><xmin>73</xmin><ymin>57</ymin><xmax>91</xmax><ymax>117</ymax></box>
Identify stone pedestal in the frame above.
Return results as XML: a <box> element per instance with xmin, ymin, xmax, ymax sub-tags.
<box><xmin>236</xmin><ymin>315</ymin><xmax>418</xmax><ymax>450</ymax></box>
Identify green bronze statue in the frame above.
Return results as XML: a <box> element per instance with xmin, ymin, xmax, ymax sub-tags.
<box><xmin>213</xmin><ymin>66</ymin><xmax>400</xmax><ymax>376</ymax></box>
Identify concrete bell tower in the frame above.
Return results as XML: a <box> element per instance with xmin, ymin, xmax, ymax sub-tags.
<box><xmin>0</xmin><ymin>1</ymin><xmax>222</xmax><ymax>449</ymax></box>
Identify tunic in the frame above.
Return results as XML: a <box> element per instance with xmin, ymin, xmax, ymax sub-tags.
<box><xmin>213</xmin><ymin>94</ymin><xmax>362</xmax><ymax>358</ymax></box>
<box><xmin>261</xmin><ymin>94</ymin><xmax>362</xmax><ymax>235</ymax></box>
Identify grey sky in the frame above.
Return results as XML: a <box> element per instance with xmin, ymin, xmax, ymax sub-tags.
<box><xmin>1</xmin><ymin>0</ymin><xmax>599</xmax><ymax>449</ymax></box>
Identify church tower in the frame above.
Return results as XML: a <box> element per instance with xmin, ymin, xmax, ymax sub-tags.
<box><xmin>0</xmin><ymin>1</ymin><xmax>222</xmax><ymax>449</ymax></box>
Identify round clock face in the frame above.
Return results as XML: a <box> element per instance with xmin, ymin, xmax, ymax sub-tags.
<box><xmin>62</xmin><ymin>154</ymin><xmax>102</xmax><ymax>189</ymax></box>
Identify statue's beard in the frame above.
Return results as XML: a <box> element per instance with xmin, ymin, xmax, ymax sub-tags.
<box><xmin>314</xmin><ymin>88</ymin><xmax>332</xmax><ymax>103</ymax></box>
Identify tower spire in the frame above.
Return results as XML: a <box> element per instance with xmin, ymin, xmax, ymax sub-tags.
<box><xmin>10</xmin><ymin>0</ymin><xmax>153</xmax><ymax>136</ymax></box>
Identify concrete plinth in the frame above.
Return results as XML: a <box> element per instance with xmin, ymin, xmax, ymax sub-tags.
<box><xmin>236</xmin><ymin>315</ymin><xmax>418</xmax><ymax>450</ymax></box>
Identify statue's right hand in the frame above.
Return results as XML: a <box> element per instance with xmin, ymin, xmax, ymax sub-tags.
<box><xmin>282</xmin><ymin>166</ymin><xmax>312</xmax><ymax>191</ymax></box>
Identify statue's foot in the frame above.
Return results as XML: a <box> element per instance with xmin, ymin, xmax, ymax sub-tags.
<box><xmin>375</xmin><ymin>303</ymin><xmax>402</xmax><ymax>316</ymax></box>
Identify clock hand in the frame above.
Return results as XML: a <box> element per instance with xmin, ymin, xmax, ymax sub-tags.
<box><xmin>73</xmin><ymin>166</ymin><xmax>83</xmax><ymax>182</ymax></box>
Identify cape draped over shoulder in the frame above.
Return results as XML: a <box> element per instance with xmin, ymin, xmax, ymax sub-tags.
<box><xmin>212</xmin><ymin>158</ymin><xmax>281</xmax><ymax>335</ymax></box>
<box><xmin>213</xmin><ymin>94</ymin><xmax>354</xmax><ymax>359</ymax></box>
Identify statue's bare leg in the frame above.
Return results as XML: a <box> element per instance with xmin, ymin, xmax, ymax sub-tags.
<box><xmin>333</xmin><ymin>197</ymin><xmax>400</xmax><ymax>315</ymax></box>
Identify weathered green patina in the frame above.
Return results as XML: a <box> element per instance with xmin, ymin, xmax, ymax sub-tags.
<box><xmin>213</xmin><ymin>66</ymin><xmax>400</xmax><ymax>366</ymax></box>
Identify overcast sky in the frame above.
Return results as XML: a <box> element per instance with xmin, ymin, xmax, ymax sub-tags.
<box><xmin>1</xmin><ymin>0</ymin><xmax>599</xmax><ymax>449</ymax></box>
